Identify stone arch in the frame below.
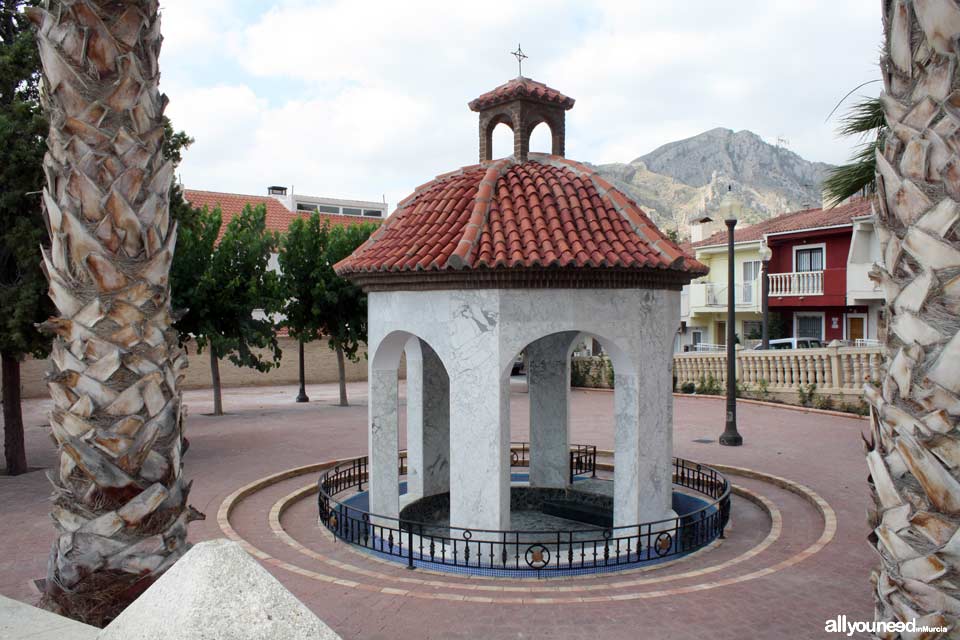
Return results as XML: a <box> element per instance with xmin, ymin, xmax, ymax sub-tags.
<box><xmin>368</xmin><ymin>330</ymin><xmax>451</xmax><ymax>519</ymax></box>
<box><xmin>523</xmin><ymin>114</ymin><xmax>565</xmax><ymax>157</ymax></box>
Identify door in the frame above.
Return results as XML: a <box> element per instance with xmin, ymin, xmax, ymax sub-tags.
<box><xmin>716</xmin><ymin>321</ymin><xmax>726</xmax><ymax>346</ymax></box>
<box><xmin>846</xmin><ymin>315</ymin><xmax>865</xmax><ymax>342</ymax></box>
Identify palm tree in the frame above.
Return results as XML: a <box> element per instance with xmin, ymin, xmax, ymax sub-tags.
<box><xmin>29</xmin><ymin>1</ymin><xmax>201</xmax><ymax>625</ymax></box>
<box><xmin>822</xmin><ymin>95</ymin><xmax>885</xmax><ymax>206</ymax></box>
<box><xmin>866</xmin><ymin>0</ymin><xmax>960</xmax><ymax>632</ymax></box>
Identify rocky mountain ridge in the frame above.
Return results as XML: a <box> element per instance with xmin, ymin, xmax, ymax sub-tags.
<box><xmin>593</xmin><ymin>128</ymin><xmax>833</xmax><ymax>239</ymax></box>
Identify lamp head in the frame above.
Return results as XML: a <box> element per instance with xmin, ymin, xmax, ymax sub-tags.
<box><xmin>720</xmin><ymin>185</ymin><xmax>740</xmax><ymax>223</ymax></box>
<box><xmin>759</xmin><ymin>244</ymin><xmax>773</xmax><ymax>262</ymax></box>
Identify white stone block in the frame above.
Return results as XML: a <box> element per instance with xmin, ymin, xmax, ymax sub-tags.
<box><xmin>0</xmin><ymin>594</ymin><xmax>98</xmax><ymax>640</ymax></box>
<box><xmin>98</xmin><ymin>539</ymin><xmax>340</xmax><ymax>640</ymax></box>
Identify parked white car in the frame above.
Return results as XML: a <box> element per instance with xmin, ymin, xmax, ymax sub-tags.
<box><xmin>752</xmin><ymin>337</ymin><xmax>823</xmax><ymax>350</ymax></box>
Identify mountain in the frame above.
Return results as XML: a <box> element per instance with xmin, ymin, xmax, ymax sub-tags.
<box><xmin>593</xmin><ymin>128</ymin><xmax>833</xmax><ymax>239</ymax></box>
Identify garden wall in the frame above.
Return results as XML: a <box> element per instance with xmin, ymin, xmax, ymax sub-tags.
<box><xmin>15</xmin><ymin>336</ymin><xmax>375</xmax><ymax>399</ymax></box>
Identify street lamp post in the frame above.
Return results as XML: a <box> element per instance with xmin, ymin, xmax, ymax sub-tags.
<box><xmin>719</xmin><ymin>187</ymin><xmax>743</xmax><ymax>447</ymax></box>
<box><xmin>296</xmin><ymin>338</ymin><xmax>310</xmax><ymax>403</ymax></box>
<box><xmin>759</xmin><ymin>243</ymin><xmax>772</xmax><ymax>350</ymax></box>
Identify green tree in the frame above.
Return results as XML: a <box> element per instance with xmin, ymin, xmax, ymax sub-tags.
<box><xmin>318</xmin><ymin>223</ymin><xmax>378</xmax><ymax>406</ymax></box>
<box><xmin>0</xmin><ymin>0</ymin><xmax>50</xmax><ymax>475</ymax></box>
<box><xmin>171</xmin><ymin>203</ymin><xmax>282</xmax><ymax>415</ymax></box>
<box><xmin>278</xmin><ymin>213</ymin><xmax>330</xmax><ymax>403</ymax></box>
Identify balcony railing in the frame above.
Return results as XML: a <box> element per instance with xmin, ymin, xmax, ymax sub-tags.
<box><xmin>689</xmin><ymin>279</ymin><xmax>760</xmax><ymax>310</ymax></box>
<box><xmin>769</xmin><ymin>270</ymin><xmax>823</xmax><ymax>296</ymax></box>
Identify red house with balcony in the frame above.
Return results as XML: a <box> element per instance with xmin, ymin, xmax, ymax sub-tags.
<box><xmin>763</xmin><ymin>197</ymin><xmax>879</xmax><ymax>344</ymax></box>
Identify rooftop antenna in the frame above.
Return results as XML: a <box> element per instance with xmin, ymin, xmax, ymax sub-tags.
<box><xmin>511</xmin><ymin>43</ymin><xmax>528</xmax><ymax>77</ymax></box>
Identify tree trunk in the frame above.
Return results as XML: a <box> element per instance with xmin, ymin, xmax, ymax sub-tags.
<box><xmin>30</xmin><ymin>1</ymin><xmax>202</xmax><ymax>625</ymax></box>
<box><xmin>867</xmin><ymin>0</ymin><xmax>960</xmax><ymax>631</ymax></box>
<box><xmin>209</xmin><ymin>348</ymin><xmax>223</xmax><ymax>417</ymax></box>
<box><xmin>336</xmin><ymin>346</ymin><xmax>348</xmax><ymax>406</ymax></box>
<box><xmin>1</xmin><ymin>351</ymin><xmax>27</xmax><ymax>476</ymax></box>
<box><xmin>296</xmin><ymin>337</ymin><xmax>309</xmax><ymax>403</ymax></box>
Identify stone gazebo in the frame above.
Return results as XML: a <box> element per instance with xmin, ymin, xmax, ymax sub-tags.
<box><xmin>335</xmin><ymin>77</ymin><xmax>707</xmax><ymax>534</ymax></box>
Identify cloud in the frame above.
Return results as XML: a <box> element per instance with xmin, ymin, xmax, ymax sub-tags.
<box><xmin>159</xmin><ymin>0</ymin><xmax>883</xmax><ymax>209</ymax></box>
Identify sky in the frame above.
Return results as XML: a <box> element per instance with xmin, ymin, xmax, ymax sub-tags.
<box><xmin>159</xmin><ymin>0</ymin><xmax>883</xmax><ymax>210</ymax></box>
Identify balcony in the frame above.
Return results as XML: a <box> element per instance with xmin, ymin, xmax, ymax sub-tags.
<box><xmin>688</xmin><ymin>279</ymin><xmax>761</xmax><ymax>314</ymax></box>
<box><xmin>768</xmin><ymin>270</ymin><xmax>823</xmax><ymax>297</ymax></box>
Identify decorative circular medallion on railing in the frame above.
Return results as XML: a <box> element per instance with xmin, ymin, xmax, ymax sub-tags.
<box><xmin>655</xmin><ymin>532</ymin><xmax>673</xmax><ymax>557</ymax></box>
<box><xmin>525</xmin><ymin>544</ymin><xmax>551</xmax><ymax>569</ymax></box>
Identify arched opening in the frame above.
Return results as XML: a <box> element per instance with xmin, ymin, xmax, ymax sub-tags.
<box><xmin>490</xmin><ymin>120</ymin><xmax>514</xmax><ymax>159</ymax></box>
<box><xmin>507</xmin><ymin>330</ymin><xmax>632</xmax><ymax>530</ymax></box>
<box><xmin>528</xmin><ymin>120</ymin><xmax>553</xmax><ymax>155</ymax></box>
<box><xmin>368</xmin><ymin>330</ymin><xmax>450</xmax><ymax>520</ymax></box>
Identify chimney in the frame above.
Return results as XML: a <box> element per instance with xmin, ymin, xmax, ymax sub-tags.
<box><xmin>690</xmin><ymin>214</ymin><xmax>717</xmax><ymax>243</ymax></box>
<box><xmin>267</xmin><ymin>186</ymin><xmax>287</xmax><ymax>196</ymax></box>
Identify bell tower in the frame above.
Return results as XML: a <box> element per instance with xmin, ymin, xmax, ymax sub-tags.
<box><xmin>468</xmin><ymin>77</ymin><xmax>575</xmax><ymax>163</ymax></box>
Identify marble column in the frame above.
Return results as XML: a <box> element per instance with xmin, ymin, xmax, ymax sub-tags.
<box><xmin>613</xmin><ymin>359</ymin><xmax>674</xmax><ymax>529</ymax></box>
<box><xmin>449</xmin><ymin>368</ymin><xmax>510</xmax><ymax>533</ymax></box>
<box><xmin>527</xmin><ymin>332</ymin><xmax>578</xmax><ymax>488</ymax></box>
<box><xmin>369</xmin><ymin>367</ymin><xmax>400</xmax><ymax>520</ymax></box>
<box><xmin>405</xmin><ymin>339</ymin><xmax>450</xmax><ymax>500</ymax></box>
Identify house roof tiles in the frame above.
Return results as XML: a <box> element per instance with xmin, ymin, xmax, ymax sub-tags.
<box><xmin>691</xmin><ymin>197</ymin><xmax>874</xmax><ymax>249</ymax></box>
<box><xmin>183</xmin><ymin>189</ymin><xmax>378</xmax><ymax>241</ymax></box>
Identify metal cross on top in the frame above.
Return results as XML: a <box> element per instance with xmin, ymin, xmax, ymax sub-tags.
<box><xmin>511</xmin><ymin>43</ymin><xmax>528</xmax><ymax>77</ymax></box>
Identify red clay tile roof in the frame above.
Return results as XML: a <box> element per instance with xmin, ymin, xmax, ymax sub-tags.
<box><xmin>183</xmin><ymin>189</ymin><xmax>379</xmax><ymax>241</ymax></box>
<box><xmin>691</xmin><ymin>196</ymin><xmax>874</xmax><ymax>248</ymax></box>
<box><xmin>335</xmin><ymin>154</ymin><xmax>706</xmax><ymax>282</ymax></box>
<box><xmin>468</xmin><ymin>77</ymin><xmax>575</xmax><ymax>112</ymax></box>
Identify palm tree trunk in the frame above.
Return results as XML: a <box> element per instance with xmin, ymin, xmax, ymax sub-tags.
<box><xmin>867</xmin><ymin>0</ymin><xmax>960</xmax><ymax>631</ymax></box>
<box><xmin>209</xmin><ymin>348</ymin><xmax>223</xmax><ymax>416</ymax></box>
<box><xmin>336</xmin><ymin>345</ymin><xmax>348</xmax><ymax>406</ymax></box>
<box><xmin>1</xmin><ymin>350</ymin><xmax>28</xmax><ymax>476</ymax></box>
<box><xmin>29</xmin><ymin>1</ymin><xmax>202</xmax><ymax>625</ymax></box>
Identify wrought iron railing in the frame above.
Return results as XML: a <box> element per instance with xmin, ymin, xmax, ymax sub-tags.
<box><xmin>569</xmin><ymin>445</ymin><xmax>597</xmax><ymax>484</ymax></box>
<box><xmin>317</xmin><ymin>451</ymin><xmax>730</xmax><ymax>574</ymax></box>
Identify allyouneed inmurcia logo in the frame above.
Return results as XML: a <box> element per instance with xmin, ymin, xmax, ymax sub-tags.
<box><xmin>825</xmin><ymin>615</ymin><xmax>948</xmax><ymax>636</ymax></box>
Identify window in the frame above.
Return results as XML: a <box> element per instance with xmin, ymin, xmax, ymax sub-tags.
<box><xmin>795</xmin><ymin>313</ymin><xmax>824</xmax><ymax>340</ymax></box>
<box><xmin>342</xmin><ymin>207</ymin><xmax>363</xmax><ymax>216</ymax></box>
<box><xmin>691</xmin><ymin>330</ymin><xmax>702</xmax><ymax>346</ymax></box>
<box><xmin>742</xmin><ymin>320</ymin><xmax>762</xmax><ymax>340</ymax></box>
<box><xmin>363</xmin><ymin>209</ymin><xmax>383</xmax><ymax>217</ymax></box>
<box><xmin>296</xmin><ymin>203</ymin><xmax>318</xmax><ymax>212</ymax></box>
<box><xmin>741</xmin><ymin>260</ymin><xmax>761</xmax><ymax>303</ymax></box>
<box><xmin>317</xmin><ymin>205</ymin><xmax>340</xmax><ymax>214</ymax></box>
<box><xmin>795</xmin><ymin>246</ymin><xmax>824</xmax><ymax>272</ymax></box>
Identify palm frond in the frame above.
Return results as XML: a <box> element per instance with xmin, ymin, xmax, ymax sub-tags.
<box><xmin>822</xmin><ymin>138</ymin><xmax>879</xmax><ymax>206</ymax></box>
<box><xmin>836</xmin><ymin>96</ymin><xmax>885</xmax><ymax>138</ymax></box>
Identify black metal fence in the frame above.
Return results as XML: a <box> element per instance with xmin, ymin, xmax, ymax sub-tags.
<box><xmin>317</xmin><ymin>450</ymin><xmax>730</xmax><ymax>575</ymax></box>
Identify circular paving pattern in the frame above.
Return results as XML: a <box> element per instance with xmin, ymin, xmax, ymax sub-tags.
<box><xmin>216</xmin><ymin>457</ymin><xmax>836</xmax><ymax>604</ymax></box>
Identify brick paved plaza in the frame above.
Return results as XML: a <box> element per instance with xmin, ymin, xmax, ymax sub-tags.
<box><xmin>1</xmin><ymin>383</ymin><xmax>874</xmax><ymax>639</ymax></box>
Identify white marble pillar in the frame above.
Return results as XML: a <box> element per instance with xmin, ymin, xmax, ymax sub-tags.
<box><xmin>613</xmin><ymin>359</ymin><xmax>674</xmax><ymax>528</ymax></box>
<box><xmin>448</xmin><ymin>368</ymin><xmax>510</xmax><ymax>533</ymax></box>
<box><xmin>527</xmin><ymin>332</ymin><xmax>577</xmax><ymax>488</ymax></box>
<box><xmin>369</xmin><ymin>368</ymin><xmax>400</xmax><ymax>519</ymax></box>
<box><xmin>406</xmin><ymin>339</ymin><xmax>450</xmax><ymax>500</ymax></box>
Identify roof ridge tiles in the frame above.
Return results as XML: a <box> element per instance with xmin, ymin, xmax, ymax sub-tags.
<box><xmin>448</xmin><ymin>158</ymin><xmax>514</xmax><ymax>269</ymax></box>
